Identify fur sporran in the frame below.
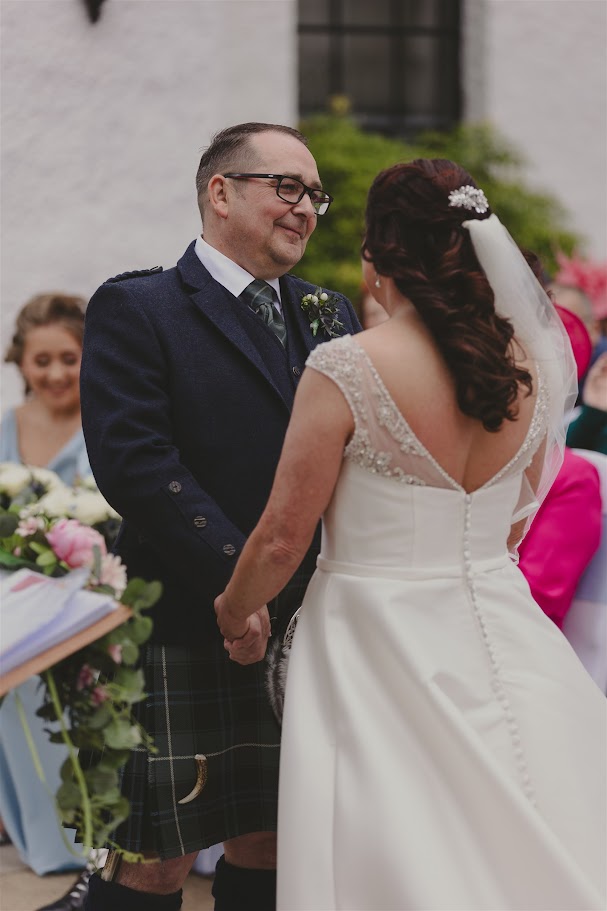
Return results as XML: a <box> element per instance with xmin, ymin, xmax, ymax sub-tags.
<box><xmin>265</xmin><ymin>607</ymin><xmax>301</xmax><ymax>725</ymax></box>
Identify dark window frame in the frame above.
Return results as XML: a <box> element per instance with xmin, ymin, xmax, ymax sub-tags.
<box><xmin>298</xmin><ymin>0</ymin><xmax>461</xmax><ymax>137</ymax></box>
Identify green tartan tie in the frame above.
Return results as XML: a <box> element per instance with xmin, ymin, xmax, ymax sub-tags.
<box><xmin>241</xmin><ymin>280</ymin><xmax>287</xmax><ymax>347</ymax></box>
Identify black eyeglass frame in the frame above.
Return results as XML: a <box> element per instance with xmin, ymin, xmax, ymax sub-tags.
<box><xmin>223</xmin><ymin>173</ymin><xmax>333</xmax><ymax>215</ymax></box>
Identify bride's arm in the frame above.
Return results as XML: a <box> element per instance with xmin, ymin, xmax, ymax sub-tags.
<box><xmin>215</xmin><ymin>367</ymin><xmax>354</xmax><ymax>643</ymax></box>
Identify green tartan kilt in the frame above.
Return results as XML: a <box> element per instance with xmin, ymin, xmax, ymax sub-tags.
<box><xmin>111</xmin><ymin>638</ymin><xmax>282</xmax><ymax>860</ymax></box>
<box><xmin>108</xmin><ymin>566</ymin><xmax>313</xmax><ymax>861</ymax></box>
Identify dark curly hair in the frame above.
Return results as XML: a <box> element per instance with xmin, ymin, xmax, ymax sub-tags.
<box><xmin>362</xmin><ymin>158</ymin><xmax>533</xmax><ymax>432</ymax></box>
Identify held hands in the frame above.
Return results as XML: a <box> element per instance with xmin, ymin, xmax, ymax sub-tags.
<box><xmin>583</xmin><ymin>353</ymin><xmax>607</xmax><ymax>412</ymax></box>
<box><xmin>214</xmin><ymin>593</ymin><xmax>271</xmax><ymax>665</ymax></box>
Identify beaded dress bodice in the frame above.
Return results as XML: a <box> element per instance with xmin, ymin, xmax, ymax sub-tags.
<box><xmin>306</xmin><ymin>334</ymin><xmax>549</xmax><ymax>572</ymax></box>
<box><xmin>306</xmin><ymin>334</ymin><xmax>548</xmax><ymax>494</ymax></box>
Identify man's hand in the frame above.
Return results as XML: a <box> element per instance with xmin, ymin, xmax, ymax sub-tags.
<box><xmin>583</xmin><ymin>353</ymin><xmax>607</xmax><ymax>411</ymax></box>
<box><xmin>215</xmin><ymin>594</ymin><xmax>271</xmax><ymax>665</ymax></box>
<box><xmin>224</xmin><ymin>607</ymin><xmax>271</xmax><ymax>665</ymax></box>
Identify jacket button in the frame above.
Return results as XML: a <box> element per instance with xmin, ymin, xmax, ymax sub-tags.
<box><xmin>194</xmin><ymin>516</ymin><xmax>207</xmax><ymax>528</ymax></box>
<box><xmin>168</xmin><ymin>480</ymin><xmax>182</xmax><ymax>493</ymax></box>
<box><xmin>292</xmin><ymin>366</ymin><xmax>301</xmax><ymax>377</ymax></box>
<box><xmin>222</xmin><ymin>544</ymin><xmax>236</xmax><ymax>556</ymax></box>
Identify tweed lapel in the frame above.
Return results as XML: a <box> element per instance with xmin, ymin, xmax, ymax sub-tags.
<box><xmin>177</xmin><ymin>243</ymin><xmax>290</xmax><ymax>410</ymax></box>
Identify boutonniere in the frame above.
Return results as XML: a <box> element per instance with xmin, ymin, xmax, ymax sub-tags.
<box><xmin>300</xmin><ymin>287</ymin><xmax>345</xmax><ymax>338</ymax></box>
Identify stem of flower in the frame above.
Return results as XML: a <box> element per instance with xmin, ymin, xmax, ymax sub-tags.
<box><xmin>43</xmin><ymin>669</ymin><xmax>93</xmax><ymax>851</ymax></box>
<box><xmin>13</xmin><ymin>689</ymin><xmax>46</xmax><ymax>784</ymax></box>
<box><xmin>14</xmin><ymin>684</ymin><xmax>85</xmax><ymax>858</ymax></box>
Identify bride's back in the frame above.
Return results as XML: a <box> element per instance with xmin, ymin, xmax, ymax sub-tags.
<box><xmin>359</xmin><ymin>315</ymin><xmax>539</xmax><ymax>494</ymax></box>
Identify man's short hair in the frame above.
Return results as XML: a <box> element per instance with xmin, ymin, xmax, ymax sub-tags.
<box><xmin>195</xmin><ymin>122</ymin><xmax>308</xmax><ymax>217</ymax></box>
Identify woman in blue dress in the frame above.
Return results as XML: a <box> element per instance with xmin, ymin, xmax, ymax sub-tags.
<box><xmin>0</xmin><ymin>293</ymin><xmax>221</xmax><ymax>907</ymax></box>
<box><xmin>0</xmin><ymin>293</ymin><xmax>92</xmax><ymax>907</ymax></box>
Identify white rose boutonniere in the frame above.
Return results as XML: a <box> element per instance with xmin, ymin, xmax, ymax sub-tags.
<box><xmin>300</xmin><ymin>287</ymin><xmax>345</xmax><ymax>339</ymax></box>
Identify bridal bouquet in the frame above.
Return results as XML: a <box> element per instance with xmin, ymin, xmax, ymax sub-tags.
<box><xmin>0</xmin><ymin>462</ymin><xmax>160</xmax><ymax>859</ymax></box>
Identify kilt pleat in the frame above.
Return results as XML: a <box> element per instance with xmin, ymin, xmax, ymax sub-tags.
<box><xmin>113</xmin><ymin>639</ymin><xmax>282</xmax><ymax>859</ymax></box>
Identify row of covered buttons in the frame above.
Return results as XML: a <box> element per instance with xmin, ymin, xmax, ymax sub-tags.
<box><xmin>168</xmin><ymin>480</ymin><xmax>236</xmax><ymax>556</ymax></box>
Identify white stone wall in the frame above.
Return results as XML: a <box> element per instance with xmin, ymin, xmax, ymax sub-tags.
<box><xmin>4</xmin><ymin>0</ymin><xmax>605</xmax><ymax>412</ymax></box>
<box><xmin>463</xmin><ymin>0</ymin><xmax>606</xmax><ymax>257</ymax></box>
<box><xmin>1</xmin><ymin>0</ymin><xmax>297</xmax><ymax>410</ymax></box>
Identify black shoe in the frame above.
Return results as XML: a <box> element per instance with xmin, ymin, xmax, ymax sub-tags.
<box><xmin>36</xmin><ymin>865</ymin><xmax>93</xmax><ymax>911</ymax></box>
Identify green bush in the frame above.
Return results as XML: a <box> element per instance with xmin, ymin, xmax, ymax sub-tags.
<box><xmin>299</xmin><ymin>114</ymin><xmax>580</xmax><ymax>307</ymax></box>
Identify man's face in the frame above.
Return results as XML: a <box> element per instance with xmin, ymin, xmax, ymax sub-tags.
<box><xmin>219</xmin><ymin>132</ymin><xmax>322</xmax><ymax>279</ymax></box>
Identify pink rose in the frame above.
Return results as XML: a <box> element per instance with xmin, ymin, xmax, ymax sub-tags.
<box><xmin>76</xmin><ymin>664</ymin><xmax>96</xmax><ymax>691</ymax></box>
<box><xmin>107</xmin><ymin>644</ymin><xmax>123</xmax><ymax>665</ymax></box>
<box><xmin>98</xmin><ymin>554</ymin><xmax>127</xmax><ymax>599</ymax></box>
<box><xmin>47</xmin><ymin>518</ymin><xmax>106</xmax><ymax>569</ymax></box>
<box><xmin>91</xmin><ymin>685</ymin><xmax>109</xmax><ymax>705</ymax></box>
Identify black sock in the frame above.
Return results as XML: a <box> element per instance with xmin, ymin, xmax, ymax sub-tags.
<box><xmin>212</xmin><ymin>856</ymin><xmax>276</xmax><ymax>911</ymax></box>
<box><xmin>84</xmin><ymin>872</ymin><xmax>183</xmax><ymax>911</ymax></box>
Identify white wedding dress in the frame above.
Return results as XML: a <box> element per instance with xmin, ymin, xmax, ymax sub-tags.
<box><xmin>277</xmin><ymin>335</ymin><xmax>606</xmax><ymax>911</ymax></box>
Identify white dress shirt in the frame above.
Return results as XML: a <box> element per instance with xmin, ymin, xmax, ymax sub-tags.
<box><xmin>194</xmin><ymin>236</ymin><xmax>282</xmax><ymax>311</ymax></box>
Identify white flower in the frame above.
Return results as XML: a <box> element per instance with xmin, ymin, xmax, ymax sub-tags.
<box><xmin>319</xmin><ymin>292</ymin><xmax>328</xmax><ymax>302</ymax></box>
<box><xmin>0</xmin><ymin>463</ymin><xmax>33</xmax><ymax>497</ymax></box>
<box><xmin>98</xmin><ymin>553</ymin><xmax>127</xmax><ymax>599</ymax></box>
<box><xmin>27</xmin><ymin>466</ymin><xmax>64</xmax><ymax>491</ymax></box>
<box><xmin>76</xmin><ymin>475</ymin><xmax>99</xmax><ymax>492</ymax></box>
<box><xmin>70</xmin><ymin>490</ymin><xmax>118</xmax><ymax>526</ymax></box>
<box><xmin>36</xmin><ymin>486</ymin><xmax>78</xmax><ymax>518</ymax></box>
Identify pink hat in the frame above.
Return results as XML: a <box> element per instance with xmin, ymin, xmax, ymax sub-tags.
<box><xmin>554</xmin><ymin>303</ymin><xmax>592</xmax><ymax>380</ymax></box>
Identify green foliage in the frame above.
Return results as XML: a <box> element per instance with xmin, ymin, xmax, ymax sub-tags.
<box><xmin>298</xmin><ymin>115</ymin><xmax>581</xmax><ymax>306</ymax></box>
<box><xmin>33</xmin><ymin>578</ymin><xmax>160</xmax><ymax>857</ymax></box>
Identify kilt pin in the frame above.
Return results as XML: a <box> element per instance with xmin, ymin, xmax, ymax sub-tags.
<box><xmin>79</xmin><ymin>242</ymin><xmax>359</xmax><ymax>858</ymax></box>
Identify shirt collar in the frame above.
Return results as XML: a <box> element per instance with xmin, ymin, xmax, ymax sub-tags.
<box><xmin>194</xmin><ymin>236</ymin><xmax>282</xmax><ymax>305</ymax></box>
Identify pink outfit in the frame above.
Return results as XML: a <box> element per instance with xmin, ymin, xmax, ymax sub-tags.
<box><xmin>519</xmin><ymin>448</ymin><xmax>602</xmax><ymax>628</ymax></box>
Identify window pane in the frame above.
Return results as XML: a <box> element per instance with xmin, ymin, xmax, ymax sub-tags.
<box><xmin>343</xmin><ymin>35</ymin><xmax>391</xmax><ymax>114</ymax></box>
<box><xmin>403</xmin><ymin>0</ymin><xmax>458</xmax><ymax>28</ymax></box>
<box><xmin>401</xmin><ymin>35</ymin><xmax>459</xmax><ymax>126</ymax></box>
<box><xmin>299</xmin><ymin>33</ymin><xmax>332</xmax><ymax>112</ymax></box>
<box><xmin>298</xmin><ymin>0</ymin><xmax>461</xmax><ymax>131</ymax></box>
<box><xmin>299</xmin><ymin>0</ymin><xmax>330</xmax><ymax>27</ymax></box>
<box><xmin>342</xmin><ymin>0</ymin><xmax>392</xmax><ymax>26</ymax></box>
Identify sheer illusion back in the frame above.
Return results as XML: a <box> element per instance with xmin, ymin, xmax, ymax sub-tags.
<box><xmin>306</xmin><ymin>334</ymin><xmax>548</xmax><ymax>497</ymax></box>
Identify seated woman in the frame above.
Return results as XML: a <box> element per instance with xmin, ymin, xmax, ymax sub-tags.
<box><xmin>0</xmin><ymin>293</ymin><xmax>92</xmax><ymax>908</ymax></box>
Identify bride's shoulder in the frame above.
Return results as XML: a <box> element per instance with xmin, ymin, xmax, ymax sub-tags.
<box><xmin>306</xmin><ymin>333</ymin><xmax>360</xmax><ymax>367</ymax></box>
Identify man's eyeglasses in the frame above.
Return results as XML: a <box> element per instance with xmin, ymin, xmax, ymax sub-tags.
<box><xmin>223</xmin><ymin>173</ymin><xmax>333</xmax><ymax>215</ymax></box>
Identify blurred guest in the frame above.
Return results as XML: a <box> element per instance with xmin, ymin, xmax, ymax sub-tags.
<box><xmin>551</xmin><ymin>253</ymin><xmax>607</xmax><ymax>365</ymax></box>
<box><xmin>0</xmin><ymin>293</ymin><xmax>93</xmax><ymax>909</ymax></box>
<box><xmin>547</xmin><ymin>283</ymin><xmax>601</xmax><ymax>348</ymax></box>
<box><xmin>519</xmin><ymin>305</ymin><xmax>602</xmax><ymax>627</ymax></box>
<box><xmin>1</xmin><ymin>293</ymin><xmax>90</xmax><ymax>480</ymax></box>
<box><xmin>566</xmin><ymin>353</ymin><xmax>607</xmax><ymax>455</ymax></box>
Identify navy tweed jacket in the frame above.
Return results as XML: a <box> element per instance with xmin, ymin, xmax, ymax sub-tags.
<box><xmin>80</xmin><ymin>241</ymin><xmax>360</xmax><ymax>645</ymax></box>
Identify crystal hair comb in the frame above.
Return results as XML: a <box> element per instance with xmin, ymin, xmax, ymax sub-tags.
<box><xmin>448</xmin><ymin>185</ymin><xmax>489</xmax><ymax>214</ymax></box>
